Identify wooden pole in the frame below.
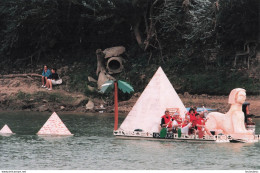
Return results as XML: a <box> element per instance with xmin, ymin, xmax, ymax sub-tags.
<box><xmin>1</xmin><ymin>73</ymin><xmax>42</xmax><ymax>78</ymax></box>
<box><xmin>114</xmin><ymin>82</ymin><xmax>118</xmax><ymax>130</ymax></box>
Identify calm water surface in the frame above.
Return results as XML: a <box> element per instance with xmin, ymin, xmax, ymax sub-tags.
<box><xmin>0</xmin><ymin>111</ymin><xmax>260</xmax><ymax>170</ymax></box>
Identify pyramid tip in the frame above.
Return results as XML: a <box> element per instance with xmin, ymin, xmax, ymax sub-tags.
<box><xmin>155</xmin><ymin>66</ymin><xmax>165</xmax><ymax>75</ymax></box>
<box><xmin>52</xmin><ymin>112</ymin><xmax>58</xmax><ymax>116</ymax></box>
<box><xmin>157</xmin><ymin>66</ymin><xmax>164</xmax><ymax>71</ymax></box>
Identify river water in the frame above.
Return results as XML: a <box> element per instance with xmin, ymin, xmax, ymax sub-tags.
<box><xmin>0</xmin><ymin>111</ymin><xmax>260</xmax><ymax>170</ymax></box>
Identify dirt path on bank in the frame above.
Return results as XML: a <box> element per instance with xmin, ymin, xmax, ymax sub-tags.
<box><xmin>0</xmin><ymin>77</ymin><xmax>87</xmax><ymax>112</ymax></box>
<box><xmin>0</xmin><ymin>77</ymin><xmax>84</xmax><ymax>97</ymax></box>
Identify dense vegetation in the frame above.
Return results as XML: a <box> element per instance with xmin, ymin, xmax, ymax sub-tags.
<box><xmin>0</xmin><ymin>0</ymin><xmax>259</xmax><ymax>95</ymax></box>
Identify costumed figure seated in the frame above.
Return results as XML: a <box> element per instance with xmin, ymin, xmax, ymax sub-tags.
<box><xmin>161</xmin><ymin>110</ymin><xmax>174</xmax><ymax>132</ymax></box>
<box><xmin>196</xmin><ymin>113</ymin><xmax>206</xmax><ymax>138</ymax></box>
<box><xmin>205</xmin><ymin>88</ymin><xmax>254</xmax><ymax>140</ymax></box>
<box><xmin>173</xmin><ymin>112</ymin><xmax>191</xmax><ymax>135</ymax></box>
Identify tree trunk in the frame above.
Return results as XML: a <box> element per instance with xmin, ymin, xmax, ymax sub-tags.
<box><xmin>96</xmin><ymin>49</ymin><xmax>106</xmax><ymax>76</ymax></box>
<box><xmin>1</xmin><ymin>73</ymin><xmax>42</xmax><ymax>78</ymax></box>
<box><xmin>258</xmin><ymin>0</ymin><xmax>260</xmax><ymax>44</ymax></box>
<box><xmin>133</xmin><ymin>17</ymin><xmax>143</xmax><ymax>47</ymax></box>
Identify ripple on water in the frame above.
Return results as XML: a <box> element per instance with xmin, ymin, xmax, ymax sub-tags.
<box><xmin>0</xmin><ymin>112</ymin><xmax>260</xmax><ymax>169</ymax></box>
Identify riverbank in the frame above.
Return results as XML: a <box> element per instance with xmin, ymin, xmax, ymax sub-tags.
<box><xmin>0</xmin><ymin>75</ymin><xmax>87</xmax><ymax>112</ymax></box>
<box><xmin>0</xmin><ymin>75</ymin><xmax>260</xmax><ymax>115</ymax></box>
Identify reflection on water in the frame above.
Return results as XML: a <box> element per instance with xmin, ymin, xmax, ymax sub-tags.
<box><xmin>0</xmin><ymin>111</ymin><xmax>260</xmax><ymax>170</ymax></box>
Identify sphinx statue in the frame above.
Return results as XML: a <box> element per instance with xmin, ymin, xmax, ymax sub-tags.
<box><xmin>205</xmin><ymin>88</ymin><xmax>254</xmax><ymax>140</ymax></box>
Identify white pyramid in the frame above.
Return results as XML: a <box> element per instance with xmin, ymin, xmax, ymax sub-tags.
<box><xmin>0</xmin><ymin>124</ymin><xmax>14</xmax><ymax>134</ymax></box>
<box><xmin>120</xmin><ymin>67</ymin><xmax>186</xmax><ymax>133</ymax></box>
<box><xmin>37</xmin><ymin>112</ymin><xmax>73</xmax><ymax>136</ymax></box>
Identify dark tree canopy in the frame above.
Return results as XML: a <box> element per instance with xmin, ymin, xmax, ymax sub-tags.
<box><xmin>0</xmin><ymin>0</ymin><xmax>259</xmax><ymax>94</ymax></box>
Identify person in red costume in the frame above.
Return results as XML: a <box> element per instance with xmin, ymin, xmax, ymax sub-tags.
<box><xmin>196</xmin><ymin>113</ymin><xmax>205</xmax><ymax>131</ymax></box>
<box><xmin>193</xmin><ymin>106</ymin><xmax>198</xmax><ymax>114</ymax></box>
<box><xmin>161</xmin><ymin>110</ymin><xmax>173</xmax><ymax>129</ymax></box>
<box><xmin>188</xmin><ymin>108</ymin><xmax>196</xmax><ymax>124</ymax></box>
<box><xmin>188</xmin><ymin>112</ymin><xmax>197</xmax><ymax>135</ymax></box>
<box><xmin>195</xmin><ymin>113</ymin><xmax>209</xmax><ymax>138</ymax></box>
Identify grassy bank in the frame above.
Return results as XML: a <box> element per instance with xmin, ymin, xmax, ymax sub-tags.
<box><xmin>65</xmin><ymin>61</ymin><xmax>260</xmax><ymax>101</ymax></box>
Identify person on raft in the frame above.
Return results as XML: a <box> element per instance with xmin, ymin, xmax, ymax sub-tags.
<box><xmin>161</xmin><ymin>110</ymin><xmax>180</xmax><ymax>132</ymax></box>
<box><xmin>187</xmin><ymin>108</ymin><xmax>196</xmax><ymax>124</ymax></box>
<box><xmin>161</xmin><ymin>110</ymin><xmax>172</xmax><ymax>129</ymax></box>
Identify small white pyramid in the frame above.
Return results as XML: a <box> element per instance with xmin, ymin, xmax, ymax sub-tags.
<box><xmin>0</xmin><ymin>124</ymin><xmax>14</xmax><ymax>134</ymax></box>
<box><xmin>120</xmin><ymin>67</ymin><xmax>186</xmax><ymax>133</ymax></box>
<box><xmin>37</xmin><ymin>112</ymin><xmax>73</xmax><ymax>136</ymax></box>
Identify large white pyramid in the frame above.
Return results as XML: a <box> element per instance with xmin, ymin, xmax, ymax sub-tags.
<box><xmin>37</xmin><ymin>112</ymin><xmax>73</xmax><ymax>136</ymax></box>
<box><xmin>0</xmin><ymin>124</ymin><xmax>14</xmax><ymax>134</ymax></box>
<box><xmin>119</xmin><ymin>67</ymin><xmax>186</xmax><ymax>133</ymax></box>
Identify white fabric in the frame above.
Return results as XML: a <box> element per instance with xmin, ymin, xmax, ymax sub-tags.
<box><xmin>181</xmin><ymin>123</ymin><xmax>191</xmax><ymax>135</ymax></box>
<box><xmin>120</xmin><ymin>67</ymin><xmax>186</xmax><ymax>133</ymax></box>
<box><xmin>51</xmin><ymin>79</ymin><xmax>62</xmax><ymax>85</ymax></box>
<box><xmin>172</xmin><ymin>120</ymin><xmax>178</xmax><ymax>127</ymax></box>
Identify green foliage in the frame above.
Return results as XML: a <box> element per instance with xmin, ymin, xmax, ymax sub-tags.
<box><xmin>0</xmin><ymin>0</ymin><xmax>132</xmax><ymax>71</ymax></box>
<box><xmin>32</xmin><ymin>91</ymin><xmax>74</xmax><ymax>104</ymax></box>
<box><xmin>0</xmin><ymin>0</ymin><xmax>259</xmax><ymax>96</ymax></box>
<box><xmin>155</xmin><ymin>0</ymin><xmax>189</xmax><ymax>44</ymax></box>
<box><xmin>178</xmin><ymin>70</ymin><xmax>260</xmax><ymax>95</ymax></box>
<box><xmin>0</xmin><ymin>0</ymin><xmax>258</xmax><ymax>70</ymax></box>
<box><xmin>48</xmin><ymin>92</ymin><xmax>73</xmax><ymax>103</ymax></box>
<box><xmin>155</xmin><ymin>0</ymin><xmax>215</xmax><ymax>61</ymax></box>
<box><xmin>183</xmin><ymin>0</ymin><xmax>215</xmax><ymax>43</ymax></box>
<box><xmin>216</xmin><ymin>0</ymin><xmax>258</xmax><ymax>47</ymax></box>
<box><xmin>66</xmin><ymin>62</ymin><xmax>102</xmax><ymax>98</ymax></box>
<box><xmin>68</xmin><ymin>65</ymin><xmax>91</xmax><ymax>92</ymax></box>
<box><xmin>16</xmin><ymin>91</ymin><xmax>31</xmax><ymax>100</ymax></box>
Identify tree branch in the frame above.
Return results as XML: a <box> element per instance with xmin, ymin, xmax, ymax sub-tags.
<box><xmin>1</xmin><ymin>73</ymin><xmax>42</xmax><ymax>78</ymax></box>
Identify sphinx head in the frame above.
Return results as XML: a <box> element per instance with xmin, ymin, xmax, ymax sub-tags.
<box><xmin>228</xmin><ymin>88</ymin><xmax>246</xmax><ymax>105</ymax></box>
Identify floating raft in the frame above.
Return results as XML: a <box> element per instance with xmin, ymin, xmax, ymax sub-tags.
<box><xmin>113</xmin><ymin>67</ymin><xmax>259</xmax><ymax>143</ymax></box>
<box><xmin>37</xmin><ymin>112</ymin><xmax>73</xmax><ymax>136</ymax></box>
<box><xmin>114</xmin><ymin>130</ymin><xmax>260</xmax><ymax>143</ymax></box>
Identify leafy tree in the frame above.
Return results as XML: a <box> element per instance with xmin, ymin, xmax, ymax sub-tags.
<box><xmin>0</xmin><ymin>0</ymin><xmax>132</xmax><ymax>71</ymax></box>
<box><xmin>0</xmin><ymin>0</ymin><xmax>259</xmax><ymax>77</ymax></box>
<box><xmin>216</xmin><ymin>0</ymin><xmax>258</xmax><ymax>46</ymax></box>
<box><xmin>154</xmin><ymin>0</ymin><xmax>216</xmax><ymax>69</ymax></box>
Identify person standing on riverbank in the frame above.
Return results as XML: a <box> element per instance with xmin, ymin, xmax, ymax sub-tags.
<box><xmin>41</xmin><ymin>65</ymin><xmax>51</xmax><ymax>88</ymax></box>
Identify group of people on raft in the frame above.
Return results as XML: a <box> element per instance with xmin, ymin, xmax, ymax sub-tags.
<box><xmin>160</xmin><ymin>107</ymin><xmax>208</xmax><ymax>136</ymax></box>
